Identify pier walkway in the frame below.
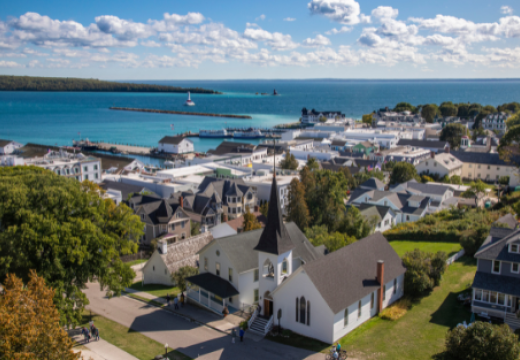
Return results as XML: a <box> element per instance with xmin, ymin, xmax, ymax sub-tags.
<box><xmin>95</xmin><ymin>142</ymin><xmax>151</xmax><ymax>155</ymax></box>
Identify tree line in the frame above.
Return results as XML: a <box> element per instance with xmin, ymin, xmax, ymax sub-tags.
<box><xmin>0</xmin><ymin>75</ymin><xmax>220</xmax><ymax>93</ymax></box>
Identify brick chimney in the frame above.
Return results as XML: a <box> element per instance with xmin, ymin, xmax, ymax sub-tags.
<box><xmin>179</xmin><ymin>196</ymin><xmax>184</xmax><ymax>208</ymax></box>
<box><xmin>377</xmin><ymin>260</ymin><xmax>385</xmax><ymax>313</ymax></box>
<box><xmin>445</xmin><ymin>145</ymin><xmax>450</xmax><ymax>154</ymax></box>
<box><xmin>254</xmin><ymin>205</ymin><xmax>259</xmax><ymax>212</ymax></box>
<box><xmin>430</xmin><ymin>151</ymin><xmax>435</xmax><ymax>159</ymax></box>
<box><xmin>223</xmin><ymin>214</ymin><xmax>228</xmax><ymax>222</ymax></box>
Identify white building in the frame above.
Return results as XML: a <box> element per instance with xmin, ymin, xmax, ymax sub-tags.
<box><xmin>0</xmin><ymin>139</ymin><xmax>23</xmax><ymax>155</ymax></box>
<box><xmin>243</xmin><ymin>174</ymin><xmax>299</xmax><ymax>214</ymax></box>
<box><xmin>301</xmin><ymin>108</ymin><xmax>345</xmax><ymax>124</ymax></box>
<box><xmin>415</xmin><ymin>152</ymin><xmax>463</xmax><ymax>178</ymax></box>
<box><xmin>158</xmin><ymin>136</ymin><xmax>194</xmax><ymax>154</ymax></box>
<box><xmin>185</xmin><ymin>176</ymin><xmax>405</xmax><ymax>344</ymax></box>
<box><xmin>482</xmin><ymin>112</ymin><xmax>508</xmax><ymax>134</ymax></box>
<box><xmin>451</xmin><ymin>151</ymin><xmax>520</xmax><ymax>187</ymax></box>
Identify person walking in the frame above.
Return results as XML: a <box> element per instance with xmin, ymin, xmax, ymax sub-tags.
<box><xmin>81</xmin><ymin>327</ymin><xmax>88</xmax><ymax>344</ymax></box>
<box><xmin>239</xmin><ymin>328</ymin><xmax>244</xmax><ymax>342</ymax></box>
<box><xmin>180</xmin><ymin>292</ymin><xmax>185</xmax><ymax>307</ymax></box>
<box><xmin>173</xmin><ymin>296</ymin><xmax>179</xmax><ymax>310</ymax></box>
<box><xmin>336</xmin><ymin>342</ymin><xmax>341</xmax><ymax>353</ymax></box>
<box><xmin>166</xmin><ymin>293</ymin><xmax>171</xmax><ymax>306</ymax></box>
<box><xmin>231</xmin><ymin>328</ymin><xmax>237</xmax><ymax>344</ymax></box>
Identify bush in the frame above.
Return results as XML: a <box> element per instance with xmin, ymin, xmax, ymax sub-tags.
<box><xmin>421</xmin><ymin>175</ymin><xmax>434</xmax><ymax>183</ymax></box>
<box><xmin>460</xmin><ymin>225</ymin><xmax>489</xmax><ymax>256</ymax></box>
<box><xmin>402</xmin><ymin>249</ymin><xmax>447</xmax><ymax>298</ymax></box>
<box><xmin>379</xmin><ymin>298</ymin><xmax>412</xmax><ymax>321</ymax></box>
<box><xmin>444</xmin><ymin>322</ymin><xmax>520</xmax><ymax>360</ymax></box>
<box><xmin>239</xmin><ymin>321</ymin><xmax>248</xmax><ymax>330</ymax></box>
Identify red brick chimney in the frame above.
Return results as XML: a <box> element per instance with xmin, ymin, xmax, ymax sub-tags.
<box><xmin>377</xmin><ymin>260</ymin><xmax>385</xmax><ymax>313</ymax></box>
<box><xmin>430</xmin><ymin>151</ymin><xmax>435</xmax><ymax>159</ymax></box>
<box><xmin>179</xmin><ymin>196</ymin><xmax>184</xmax><ymax>208</ymax></box>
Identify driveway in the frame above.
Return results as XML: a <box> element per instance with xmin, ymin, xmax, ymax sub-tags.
<box><xmin>84</xmin><ymin>283</ymin><xmax>325</xmax><ymax>360</ymax></box>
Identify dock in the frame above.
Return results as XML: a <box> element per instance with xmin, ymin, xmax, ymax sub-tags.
<box><xmin>109</xmin><ymin>107</ymin><xmax>252</xmax><ymax>119</ymax></box>
<box><xmin>95</xmin><ymin>142</ymin><xmax>152</xmax><ymax>155</ymax></box>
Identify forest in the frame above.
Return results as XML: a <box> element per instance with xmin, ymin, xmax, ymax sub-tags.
<box><xmin>0</xmin><ymin>75</ymin><xmax>220</xmax><ymax>94</ymax></box>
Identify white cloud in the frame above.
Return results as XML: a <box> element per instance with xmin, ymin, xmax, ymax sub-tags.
<box><xmin>499</xmin><ymin>16</ymin><xmax>520</xmax><ymax>38</ymax></box>
<box><xmin>141</xmin><ymin>40</ymin><xmax>161</xmax><ymax>47</ymax></box>
<box><xmin>308</xmin><ymin>0</ymin><xmax>366</xmax><ymax>25</ymax></box>
<box><xmin>22</xmin><ymin>47</ymin><xmax>49</xmax><ymax>56</ymax></box>
<box><xmin>302</xmin><ymin>34</ymin><xmax>331</xmax><ymax>47</ymax></box>
<box><xmin>95</xmin><ymin>15</ymin><xmax>155</xmax><ymax>40</ymax></box>
<box><xmin>284</xmin><ymin>17</ymin><xmax>296</xmax><ymax>22</ymax></box>
<box><xmin>371</xmin><ymin>6</ymin><xmax>398</xmax><ymax>21</ymax></box>
<box><xmin>501</xmin><ymin>6</ymin><xmax>513</xmax><ymax>15</ymax></box>
<box><xmin>0</xmin><ymin>52</ymin><xmax>27</xmax><ymax>58</ymax></box>
<box><xmin>243</xmin><ymin>27</ymin><xmax>298</xmax><ymax>50</ymax></box>
<box><xmin>326</xmin><ymin>26</ymin><xmax>351</xmax><ymax>35</ymax></box>
<box><xmin>150</xmin><ymin>12</ymin><xmax>205</xmax><ymax>32</ymax></box>
<box><xmin>256</xmin><ymin>15</ymin><xmax>266</xmax><ymax>21</ymax></box>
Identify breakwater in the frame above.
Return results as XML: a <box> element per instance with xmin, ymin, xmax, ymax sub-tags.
<box><xmin>109</xmin><ymin>107</ymin><xmax>252</xmax><ymax>119</ymax></box>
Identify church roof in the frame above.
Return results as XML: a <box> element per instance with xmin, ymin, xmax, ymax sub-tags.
<box><xmin>254</xmin><ymin>176</ymin><xmax>295</xmax><ymax>255</ymax></box>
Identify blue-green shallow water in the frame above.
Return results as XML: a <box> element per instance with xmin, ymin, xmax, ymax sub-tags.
<box><xmin>1</xmin><ymin>79</ymin><xmax>520</xmax><ymax>153</ymax></box>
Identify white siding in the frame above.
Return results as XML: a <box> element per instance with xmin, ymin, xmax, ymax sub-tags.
<box><xmin>333</xmin><ymin>290</ymin><xmax>378</xmax><ymax>341</ymax></box>
<box><xmin>159</xmin><ymin>139</ymin><xmax>194</xmax><ymax>154</ymax></box>
<box><xmin>142</xmin><ymin>252</ymin><xmax>173</xmax><ymax>286</ymax></box>
<box><xmin>238</xmin><ymin>269</ymin><xmax>259</xmax><ymax>307</ymax></box>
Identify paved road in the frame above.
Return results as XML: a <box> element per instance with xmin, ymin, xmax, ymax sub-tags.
<box><xmin>84</xmin><ymin>284</ymin><xmax>325</xmax><ymax>360</ymax></box>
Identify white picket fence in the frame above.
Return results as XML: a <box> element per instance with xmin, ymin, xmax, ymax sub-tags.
<box><xmin>446</xmin><ymin>249</ymin><xmax>465</xmax><ymax>266</ymax></box>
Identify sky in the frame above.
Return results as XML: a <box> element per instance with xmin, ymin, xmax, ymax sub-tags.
<box><xmin>0</xmin><ymin>0</ymin><xmax>519</xmax><ymax>80</ymax></box>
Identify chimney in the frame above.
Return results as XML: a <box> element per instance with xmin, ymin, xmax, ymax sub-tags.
<box><xmin>377</xmin><ymin>260</ymin><xmax>385</xmax><ymax>313</ymax></box>
<box><xmin>159</xmin><ymin>240</ymin><xmax>168</xmax><ymax>254</ymax></box>
<box><xmin>179</xmin><ymin>196</ymin><xmax>184</xmax><ymax>208</ymax></box>
<box><xmin>430</xmin><ymin>151</ymin><xmax>435</xmax><ymax>159</ymax></box>
<box><xmin>445</xmin><ymin>146</ymin><xmax>450</xmax><ymax>154</ymax></box>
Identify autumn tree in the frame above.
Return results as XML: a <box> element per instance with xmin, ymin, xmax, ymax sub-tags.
<box><xmin>0</xmin><ymin>167</ymin><xmax>144</xmax><ymax>326</ymax></box>
<box><xmin>0</xmin><ymin>270</ymin><xmax>78</xmax><ymax>360</ymax></box>
<box><xmin>287</xmin><ymin>178</ymin><xmax>310</xmax><ymax>230</ymax></box>
<box><xmin>362</xmin><ymin>113</ymin><xmax>374</xmax><ymax>126</ymax></box>
<box><xmin>243</xmin><ymin>208</ymin><xmax>263</xmax><ymax>232</ymax></box>
<box><xmin>259</xmin><ymin>201</ymin><xmax>269</xmax><ymax>217</ymax></box>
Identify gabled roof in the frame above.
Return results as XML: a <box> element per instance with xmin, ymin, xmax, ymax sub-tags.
<box><xmin>0</xmin><ymin>139</ymin><xmax>17</xmax><ymax>147</ymax></box>
<box><xmin>254</xmin><ymin>176</ymin><xmax>295</xmax><ymax>255</ymax></box>
<box><xmin>451</xmin><ymin>151</ymin><xmax>517</xmax><ymax>166</ymax></box>
<box><xmin>428</xmin><ymin>153</ymin><xmax>463</xmax><ymax>170</ymax></box>
<box><xmin>360</xmin><ymin>177</ymin><xmax>385</xmax><ymax>190</ymax></box>
<box><xmin>208</xmin><ymin>141</ymin><xmax>258</xmax><ymax>155</ymax></box>
<box><xmin>301</xmin><ymin>232</ymin><xmax>406</xmax><ymax>314</ymax></box>
<box><xmin>225</xmin><ymin>182</ymin><xmax>243</xmax><ymax>197</ymax></box>
<box><xmin>494</xmin><ymin>214</ymin><xmax>518</xmax><ymax>230</ymax></box>
<box><xmin>391</xmin><ymin>180</ymin><xmax>452</xmax><ymax>197</ymax></box>
<box><xmin>159</xmin><ymin>136</ymin><xmax>188</xmax><ymax>145</ymax></box>
<box><xmin>100</xmin><ymin>180</ymin><xmax>152</xmax><ymax>200</ymax></box>
<box><xmin>475</xmin><ymin>227</ymin><xmax>520</xmax><ymax>262</ymax></box>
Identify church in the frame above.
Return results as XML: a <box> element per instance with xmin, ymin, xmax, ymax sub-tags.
<box><xmin>186</xmin><ymin>175</ymin><xmax>406</xmax><ymax>344</ymax></box>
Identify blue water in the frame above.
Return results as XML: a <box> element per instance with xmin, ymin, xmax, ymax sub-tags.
<box><xmin>1</xmin><ymin>79</ymin><xmax>520</xmax><ymax>153</ymax></box>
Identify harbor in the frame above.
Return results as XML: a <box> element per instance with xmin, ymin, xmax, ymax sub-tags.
<box><xmin>109</xmin><ymin>107</ymin><xmax>252</xmax><ymax>119</ymax></box>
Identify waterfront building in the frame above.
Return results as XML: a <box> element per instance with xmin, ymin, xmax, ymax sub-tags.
<box><xmin>0</xmin><ymin>139</ymin><xmax>23</xmax><ymax>154</ymax></box>
<box><xmin>158</xmin><ymin>136</ymin><xmax>194</xmax><ymax>154</ymax></box>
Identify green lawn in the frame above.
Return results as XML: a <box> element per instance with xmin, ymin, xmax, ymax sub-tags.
<box><xmin>389</xmin><ymin>240</ymin><xmax>462</xmax><ymax>257</ymax></box>
<box><xmin>128</xmin><ymin>281</ymin><xmax>180</xmax><ymax>299</ymax></box>
<box><xmin>125</xmin><ymin>259</ymin><xmax>148</xmax><ymax>267</ymax></box>
<box><xmin>79</xmin><ymin>311</ymin><xmax>190</xmax><ymax>360</ymax></box>
<box><xmin>340</xmin><ymin>257</ymin><xmax>476</xmax><ymax>360</ymax></box>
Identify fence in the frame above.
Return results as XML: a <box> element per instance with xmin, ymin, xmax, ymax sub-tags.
<box><xmin>446</xmin><ymin>249</ymin><xmax>465</xmax><ymax>266</ymax></box>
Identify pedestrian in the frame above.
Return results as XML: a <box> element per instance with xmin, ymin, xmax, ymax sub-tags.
<box><xmin>81</xmin><ymin>327</ymin><xmax>88</xmax><ymax>344</ymax></box>
<box><xmin>89</xmin><ymin>320</ymin><xmax>94</xmax><ymax>333</ymax></box>
<box><xmin>239</xmin><ymin>328</ymin><xmax>244</xmax><ymax>342</ymax></box>
<box><xmin>85</xmin><ymin>327</ymin><xmax>91</xmax><ymax>343</ymax></box>
<box><xmin>166</xmin><ymin>293</ymin><xmax>171</xmax><ymax>306</ymax></box>
<box><xmin>92</xmin><ymin>326</ymin><xmax>100</xmax><ymax>341</ymax></box>
<box><xmin>180</xmin><ymin>292</ymin><xmax>185</xmax><ymax>307</ymax></box>
<box><xmin>174</xmin><ymin>296</ymin><xmax>179</xmax><ymax>310</ymax></box>
<box><xmin>231</xmin><ymin>328</ymin><xmax>237</xmax><ymax>344</ymax></box>
<box><xmin>336</xmin><ymin>342</ymin><xmax>341</xmax><ymax>353</ymax></box>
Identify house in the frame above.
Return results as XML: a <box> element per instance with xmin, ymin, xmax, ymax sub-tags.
<box><xmin>451</xmin><ymin>151</ymin><xmax>519</xmax><ymax>187</ymax></box>
<box><xmin>349</xmin><ymin>204</ymin><xmax>397</xmax><ymax>232</ymax></box>
<box><xmin>372</xmin><ymin>146</ymin><xmax>431</xmax><ymax>166</ymax></box>
<box><xmin>415</xmin><ymin>152</ymin><xmax>463</xmax><ymax>179</ymax></box>
<box><xmin>301</xmin><ymin>108</ymin><xmax>345</xmax><ymax>123</ymax></box>
<box><xmin>243</xmin><ymin>174</ymin><xmax>296</xmax><ymax>215</ymax></box>
<box><xmin>207</xmin><ymin>141</ymin><xmax>268</xmax><ymax>164</ymax></box>
<box><xmin>130</xmin><ymin>194</ymin><xmax>193</xmax><ymax>246</ymax></box>
<box><xmin>359</xmin><ymin>178</ymin><xmax>386</xmax><ymax>191</ymax></box>
<box><xmin>396</xmin><ymin>139</ymin><xmax>448</xmax><ymax>153</ymax></box>
<box><xmin>348</xmin><ymin>189</ymin><xmax>431</xmax><ymax>223</ymax></box>
<box><xmin>0</xmin><ymin>139</ymin><xmax>23</xmax><ymax>154</ymax></box>
<box><xmin>142</xmin><ymin>232</ymin><xmax>213</xmax><ymax>286</ymax></box>
<box><xmin>481</xmin><ymin>112</ymin><xmax>508</xmax><ymax>134</ymax></box>
<box><xmin>389</xmin><ymin>180</ymin><xmax>454</xmax><ymax>211</ymax></box>
<box><xmin>471</xmin><ymin>223</ymin><xmax>520</xmax><ymax>329</ymax></box>
<box><xmin>352</xmin><ymin>141</ymin><xmax>377</xmax><ymax>156</ymax></box>
<box><xmin>158</xmin><ymin>136</ymin><xmax>194</xmax><ymax>154</ymax></box>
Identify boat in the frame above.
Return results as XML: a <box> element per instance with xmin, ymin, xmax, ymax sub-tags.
<box><xmin>273</xmin><ymin>89</ymin><xmax>279</xmax><ymax>96</ymax></box>
<box><xmin>199</xmin><ymin>129</ymin><xmax>230</xmax><ymax>138</ymax></box>
<box><xmin>233</xmin><ymin>129</ymin><xmax>265</xmax><ymax>139</ymax></box>
<box><xmin>184</xmin><ymin>91</ymin><xmax>195</xmax><ymax>106</ymax></box>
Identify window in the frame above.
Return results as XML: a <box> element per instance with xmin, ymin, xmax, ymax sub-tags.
<box><xmin>216</xmin><ymin>262</ymin><xmax>220</xmax><ymax>276</ymax></box>
<box><xmin>229</xmin><ymin>268</ymin><xmax>233</xmax><ymax>282</ymax></box>
<box><xmin>254</xmin><ymin>289</ymin><xmax>259</xmax><ymax>303</ymax></box>
<box><xmin>394</xmin><ymin>279</ymin><xmax>397</xmax><ymax>294</ymax></box>
<box><xmin>75</xmin><ymin>167</ymin><xmax>80</xmax><ymax>174</ymax></box>
<box><xmin>254</xmin><ymin>269</ymin><xmax>259</xmax><ymax>282</ymax></box>
<box><xmin>474</xmin><ymin>289</ymin><xmax>482</xmax><ymax>301</ymax></box>
<box><xmin>469</xmin><ymin>164</ymin><xmax>472</xmax><ymax>168</ymax></box>
<box><xmin>478</xmin><ymin>165</ymin><xmax>481</xmax><ymax>169</ymax></box>
<box><xmin>344</xmin><ymin>308</ymin><xmax>349</xmax><ymax>327</ymax></box>
<box><xmin>229</xmin><ymin>297</ymin><xmax>233</xmax><ymax>303</ymax></box>
<box><xmin>490</xmin><ymin>292</ymin><xmax>497</xmax><ymax>303</ymax></box>
<box><xmin>83</xmin><ymin>166</ymin><xmax>88</xmax><ymax>172</ymax></box>
<box><xmin>94</xmin><ymin>173</ymin><xmax>98</xmax><ymax>179</ymax></box>
<box><xmin>282</xmin><ymin>259</ymin><xmax>288</xmax><ymax>274</ymax></box>
<box><xmin>371</xmin><ymin>292</ymin><xmax>375</xmax><ymax>309</ymax></box>
<box><xmin>492</xmin><ymin>260</ymin><xmax>501</xmax><ymax>274</ymax></box>
<box><xmin>181</xmin><ymin>221</ymin><xmax>185</xmax><ymax>228</ymax></box>
<box><xmin>204</xmin><ymin>257</ymin><xmax>208</xmax><ymax>271</ymax></box>
<box><xmin>94</xmin><ymin>165</ymin><xmax>98</xmax><ymax>170</ymax></box>
<box><xmin>296</xmin><ymin>298</ymin><xmax>299</xmax><ymax>322</ymax></box>
<box><xmin>384</xmin><ymin>219</ymin><xmax>389</xmax><ymax>226</ymax></box>
<box><xmin>512</xmin><ymin>263</ymin><xmax>519</xmax><ymax>274</ymax></box>
<box><xmin>141</xmin><ymin>214</ymin><xmax>144</xmax><ymax>220</ymax></box>
<box><xmin>406</xmin><ymin>215</ymin><xmax>410</xmax><ymax>221</ymax></box>
<box><xmin>170</xmin><ymin>223</ymin><xmax>176</xmax><ymax>231</ymax></box>
<box><xmin>477</xmin><ymin>174</ymin><xmax>481</xmax><ymax>178</ymax></box>
<box><xmin>358</xmin><ymin>300</ymin><xmax>362</xmax><ymax>318</ymax></box>
<box><xmin>299</xmin><ymin>296</ymin><xmax>306</xmax><ymax>324</ymax></box>
<box><xmin>307</xmin><ymin>301</ymin><xmax>310</xmax><ymax>326</ymax></box>
<box><xmin>498</xmin><ymin>293</ymin><xmax>505</xmax><ymax>306</ymax></box>
<box><xmin>511</xmin><ymin>244</ymin><xmax>518</xmax><ymax>253</ymax></box>
<box><xmin>84</xmin><ymin>174</ymin><xmax>89</xmax><ymax>180</ymax></box>
<box><xmin>487</xmin><ymin>165</ymin><xmax>490</xmax><ymax>170</ymax></box>
<box><xmin>228</xmin><ymin>208</ymin><xmax>231</xmax><ymax>214</ymax></box>
<box><xmin>482</xmin><ymin>290</ymin><xmax>489</xmax><ymax>302</ymax></box>
<box><xmin>498</xmin><ymin>167</ymin><xmax>500</xmax><ymax>171</ymax></box>
<box><xmin>383</xmin><ymin>285</ymin><xmax>386</xmax><ymax>301</ymax></box>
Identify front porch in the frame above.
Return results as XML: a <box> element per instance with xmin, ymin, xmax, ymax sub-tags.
<box><xmin>472</xmin><ymin>288</ymin><xmax>520</xmax><ymax>329</ymax></box>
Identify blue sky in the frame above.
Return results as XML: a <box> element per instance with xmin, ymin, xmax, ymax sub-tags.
<box><xmin>0</xmin><ymin>0</ymin><xmax>519</xmax><ymax>79</ymax></box>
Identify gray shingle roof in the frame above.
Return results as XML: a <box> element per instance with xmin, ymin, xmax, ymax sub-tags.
<box><xmin>159</xmin><ymin>136</ymin><xmax>187</xmax><ymax>145</ymax></box>
<box><xmin>302</xmin><ymin>232</ymin><xmax>406</xmax><ymax>314</ymax></box>
<box><xmin>397</xmin><ymin>139</ymin><xmax>447</xmax><ymax>149</ymax></box>
<box><xmin>493</xmin><ymin>214</ymin><xmax>518</xmax><ymax>230</ymax></box>
<box><xmin>396</xmin><ymin>181</ymin><xmax>452</xmax><ymax>196</ymax></box>
<box><xmin>0</xmin><ymin>139</ymin><xmax>14</xmax><ymax>147</ymax></box>
<box><xmin>360</xmin><ymin>178</ymin><xmax>385</xmax><ymax>190</ymax></box>
<box><xmin>186</xmin><ymin>272</ymin><xmax>239</xmax><ymax>298</ymax></box>
<box><xmin>100</xmin><ymin>180</ymin><xmax>152</xmax><ymax>200</ymax></box>
<box><xmin>475</xmin><ymin>228</ymin><xmax>520</xmax><ymax>261</ymax></box>
<box><xmin>451</xmin><ymin>151</ymin><xmax>516</xmax><ymax>166</ymax></box>
<box><xmin>472</xmin><ymin>272</ymin><xmax>520</xmax><ymax>297</ymax></box>
<box><xmin>208</xmin><ymin>141</ymin><xmax>257</xmax><ymax>155</ymax></box>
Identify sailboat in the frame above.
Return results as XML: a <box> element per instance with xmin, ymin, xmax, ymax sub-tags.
<box><xmin>184</xmin><ymin>91</ymin><xmax>195</xmax><ymax>106</ymax></box>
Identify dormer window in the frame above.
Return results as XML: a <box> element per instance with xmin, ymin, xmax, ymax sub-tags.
<box><xmin>511</xmin><ymin>244</ymin><xmax>518</xmax><ymax>253</ymax></box>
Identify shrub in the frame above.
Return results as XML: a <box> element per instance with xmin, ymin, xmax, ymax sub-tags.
<box><xmin>239</xmin><ymin>321</ymin><xmax>248</xmax><ymax>330</ymax></box>
<box><xmin>379</xmin><ymin>298</ymin><xmax>412</xmax><ymax>321</ymax></box>
<box><xmin>460</xmin><ymin>225</ymin><xmax>489</xmax><ymax>256</ymax></box>
<box><xmin>402</xmin><ymin>249</ymin><xmax>447</xmax><ymax>298</ymax></box>
<box><xmin>421</xmin><ymin>175</ymin><xmax>434</xmax><ymax>183</ymax></box>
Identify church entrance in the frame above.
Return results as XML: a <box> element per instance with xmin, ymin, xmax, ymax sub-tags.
<box><xmin>264</xmin><ymin>299</ymin><xmax>273</xmax><ymax>317</ymax></box>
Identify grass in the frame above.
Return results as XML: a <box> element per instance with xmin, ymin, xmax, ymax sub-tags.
<box><xmin>126</xmin><ymin>293</ymin><xmax>166</xmax><ymax>308</ymax></box>
<box><xmin>125</xmin><ymin>259</ymin><xmax>148</xmax><ymax>267</ymax></box>
<box><xmin>389</xmin><ymin>240</ymin><xmax>462</xmax><ymax>257</ymax></box>
<box><xmin>129</xmin><ymin>281</ymin><xmax>180</xmax><ymax>299</ymax></box>
<box><xmin>339</xmin><ymin>256</ymin><xmax>476</xmax><ymax>360</ymax></box>
<box><xmin>266</xmin><ymin>329</ymin><xmax>330</xmax><ymax>353</ymax></box>
<box><xmin>378</xmin><ymin>298</ymin><xmax>411</xmax><ymax>321</ymax></box>
<box><xmin>78</xmin><ymin>311</ymin><xmax>191</xmax><ymax>360</ymax></box>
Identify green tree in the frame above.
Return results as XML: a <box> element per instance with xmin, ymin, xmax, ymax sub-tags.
<box><xmin>390</xmin><ymin>162</ymin><xmax>417</xmax><ymax>184</ymax></box>
<box><xmin>506</xmin><ymin>112</ymin><xmax>520</xmax><ymax>128</ymax></box>
<box><xmin>402</xmin><ymin>249</ymin><xmax>447</xmax><ymax>298</ymax></box>
<box><xmin>457</xmin><ymin>103</ymin><xmax>470</xmax><ymax>118</ymax></box>
<box><xmin>242</xmin><ymin>208</ymin><xmax>263</xmax><ymax>232</ymax></box>
<box><xmin>305</xmin><ymin>225</ymin><xmax>329</xmax><ymax>241</ymax></box>
<box><xmin>0</xmin><ymin>167</ymin><xmax>143</xmax><ymax>326</ymax></box>
<box><xmin>339</xmin><ymin>206</ymin><xmax>376</xmax><ymax>238</ymax></box>
<box><xmin>393</xmin><ymin>102</ymin><xmax>416</xmax><ymax>113</ymax></box>
<box><xmin>306</xmin><ymin>156</ymin><xmax>320</xmax><ymax>171</ymax></box>
<box><xmin>421</xmin><ymin>104</ymin><xmax>438</xmax><ymax>123</ymax></box>
<box><xmin>190</xmin><ymin>221</ymin><xmax>200</xmax><ymax>236</ymax></box>
<box><xmin>172</xmin><ymin>266</ymin><xmax>199</xmax><ymax>293</ymax></box>
<box><xmin>309</xmin><ymin>170</ymin><xmax>349</xmax><ymax>231</ymax></box>
<box><xmin>498</xmin><ymin>102</ymin><xmax>520</xmax><ymax>114</ymax></box>
<box><xmin>362</xmin><ymin>113</ymin><xmax>374</xmax><ymax>126</ymax></box>
<box><xmin>440</xmin><ymin>123</ymin><xmax>468</xmax><ymax>149</ymax></box>
<box><xmin>319</xmin><ymin>116</ymin><xmax>327</xmax><ymax>123</ymax></box>
<box><xmin>439</xmin><ymin>102</ymin><xmax>459</xmax><ymax>117</ymax></box>
<box><xmin>287</xmin><ymin>178</ymin><xmax>311</xmax><ymax>230</ymax></box>
<box><xmin>339</xmin><ymin>166</ymin><xmax>357</xmax><ymax>189</ymax></box>
<box><xmin>484</xmin><ymin>105</ymin><xmax>497</xmax><ymax>113</ymax></box>
<box><xmin>309</xmin><ymin>231</ymin><xmax>356</xmax><ymax>253</ymax></box>
<box><xmin>460</xmin><ymin>225</ymin><xmax>490</xmax><ymax>256</ymax></box>
<box><xmin>444</xmin><ymin>322</ymin><xmax>520</xmax><ymax>360</ymax></box>
<box><xmin>450</xmin><ymin>175</ymin><xmax>462</xmax><ymax>185</ymax></box>
<box><xmin>0</xmin><ymin>270</ymin><xmax>79</xmax><ymax>360</ymax></box>
<box><xmin>462</xmin><ymin>180</ymin><xmax>487</xmax><ymax>207</ymax></box>
<box><xmin>259</xmin><ymin>201</ymin><xmax>269</xmax><ymax>217</ymax></box>
<box><xmin>474</xmin><ymin>109</ymin><xmax>491</xmax><ymax>129</ymax></box>
<box><xmin>468</xmin><ymin>103</ymin><xmax>483</xmax><ymax>117</ymax></box>
<box><xmin>280</xmin><ymin>151</ymin><xmax>299</xmax><ymax>170</ymax></box>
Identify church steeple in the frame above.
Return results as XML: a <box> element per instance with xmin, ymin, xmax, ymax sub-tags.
<box><xmin>254</xmin><ymin>175</ymin><xmax>294</xmax><ymax>255</ymax></box>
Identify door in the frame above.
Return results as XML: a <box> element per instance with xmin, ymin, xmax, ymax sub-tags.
<box><xmin>264</xmin><ymin>299</ymin><xmax>273</xmax><ymax>317</ymax></box>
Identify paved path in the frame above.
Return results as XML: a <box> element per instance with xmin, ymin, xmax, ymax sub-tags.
<box><xmin>73</xmin><ymin>337</ymin><xmax>139</xmax><ymax>360</ymax></box>
<box><xmin>85</xmin><ymin>283</ymin><xmax>325</xmax><ymax>360</ymax></box>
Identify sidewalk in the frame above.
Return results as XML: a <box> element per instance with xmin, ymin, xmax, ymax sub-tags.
<box><xmin>72</xmin><ymin>335</ymin><xmax>139</xmax><ymax>360</ymax></box>
<box><xmin>124</xmin><ymin>288</ymin><xmax>253</xmax><ymax>336</ymax></box>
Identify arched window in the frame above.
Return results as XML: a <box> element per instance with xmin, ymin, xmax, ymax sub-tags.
<box><xmin>394</xmin><ymin>278</ymin><xmax>397</xmax><ymax>294</ymax></box>
<box><xmin>295</xmin><ymin>298</ymin><xmax>299</xmax><ymax>322</ymax></box>
<box><xmin>282</xmin><ymin>258</ymin><xmax>288</xmax><ymax>274</ymax></box>
<box><xmin>371</xmin><ymin>292</ymin><xmax>375</xmax><ymax>309</ymax></box>
<box><xmin>344</xmin><ymin>308</ymin><xmax>349</xmax><ymax>327</ymax></box>
<box><xmin>263</xmin><ymin>259</ymin><xmax>274</xmax><ymax>278</ymax></box>
<box><xmin>307</xmin><ymin>301</ymin><xmax>310</xmax><ymax>326</ymax></box>
<box><xmin>299</xmin><ymin>296</ymin><xmax>306</xmax><ymax>324</ymax></box>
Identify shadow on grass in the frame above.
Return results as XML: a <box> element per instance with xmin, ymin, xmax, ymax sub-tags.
<box><xmin>457</xmin><ymin>255</ymin><xmax>477</xmax><ymax>267</ymax></box>
<box><xmin>266</xmin><ymin>328</ymin><xmax>330</xmax><ymax>353</ymax></box>
<box><xmin>430</xmin><ymin>289</ymin><xmax>471</xmax><ymax>329</ymax></box>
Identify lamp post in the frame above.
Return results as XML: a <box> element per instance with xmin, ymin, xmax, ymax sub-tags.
<box><xmin>164</xmin><ymin>343</ymin><xmax>168</xmax><ymax>359</ymax></box>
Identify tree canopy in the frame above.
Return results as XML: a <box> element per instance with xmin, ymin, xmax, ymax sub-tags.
<box><xmin>242</xmin><ymin>208</ymin><xmax>263</xmax><ymax>232</ymax></box>
<box><xmin>0</xmin><ymin>270</ymin><xmax>78</xmax><ymax>360</ymax></box>
<box><xmin>280</xmin><ymin>151</ymin><xmax>299</xmax><ymax>170</ymax></box>
<box><xmin>287</xmin><ymin>178</ymin><xmax>311</xmax><ymax>230</ymax></box>
<box><xmin>402</xmin><ymin>249</ymin><xmax>447</xmax><ymax>298</ymax></box>
<box><xmin>362</xmin><ymin>113</ymin><xmax>374</xmax><ymax>126</ymax></box>
<box><xmin>439</xmin><ymin>102</ymin><xmax>458</xmax><ymax>117</ymax></box>
<box><xmin>393</xmin><ymin>102</ymin><xmax>416</xmax><ymax>113</ymax></box>
<box><xmin>440</xmin><ymin>123</ymin><xmax>468</xmax><ymax>149</ymax></box>
<box><xmin>305</xmin><ymin>226</ymin><xmax>356</xmax><ymax>253</ymax></box>
<box><xmin>462</xmin><ymin>180</ymin><xmax>487</xmax><ymax>207</ymax></box>
<box><xmin>390</xmin><ymin>162</ymin><xmax>417</xmax><ymax>184</ymax></box>
<box><xmin>0</xmin><ymin>167</ymin><xmax>144</xmax><ymax>326</ymax></box>
<box><xmin>172</xmin><ymin>266</ymin><xmax>199</xmax><ymax>293</ymax></box>
<box><xmin>421</xmin><ymin>104</ymin><xmax>439</xmax><ymax>123</ymax></box>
